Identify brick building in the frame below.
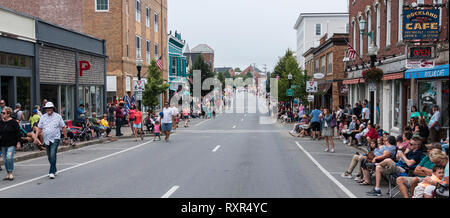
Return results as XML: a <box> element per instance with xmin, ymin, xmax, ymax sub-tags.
<box><xmin>345</xmin><ymin>0</ymin><xmax>448</xmax><ymax>136</ymax></box>
<box><xmin>303</xmin><ymin>33</ymin><xmax>349</xmax><ymax>110</ymax></box>
<box><xmin>0</xmin><ymin>0</ymin><xmax>169</xmax><ymax>107</ymax></box>
<box><xmin>184</xmin><ymin>44</ymin><xmax>215</xmax><ymax>72</ymax></box>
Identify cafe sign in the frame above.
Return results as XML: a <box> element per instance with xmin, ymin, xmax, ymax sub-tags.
<box><xmin>403</xmin><ymin>9</ymin><xmax>440</xmax><ymax>40</ymax></box>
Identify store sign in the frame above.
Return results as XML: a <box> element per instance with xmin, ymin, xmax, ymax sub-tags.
<box><xmin>406</xmin><ymin>59</ymin><xmax>435</xmax><ymax>69</ymax></box>
<box><xmin>313</xmin><ymin>73</ymin><xmax>325</xmax><ymax>79</ymax></box>
<box><xmin>409</xmin><ymin>47</ymin><xmax>433</xmax><ymax>59</ymax></box>
<box><xmin>405</xmin><ymin>65</ymin><xmax>449</xmax><ymax>79</ymax></box>
<box><xmin>306</xmin><ymin>81</ymin><xmax>318</xmax><ymax>93</ymax></box>
<box><xmin>403</xmin><ymin>9</ymin><xmax>440</xmax><ymax>40</ymax></box>
<box><xmin>79</xmin><ymin>61</ymin><xmax>90</xmax><ymax>77</ymax></box>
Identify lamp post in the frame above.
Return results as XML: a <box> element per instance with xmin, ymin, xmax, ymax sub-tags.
<box><xmin>359</xmin><ymin>18</ymin><xmax>379</xmax><ymax>125</ymax></box>
<box><xmin>288</xmin><ymin>73</ymin><xmax>293</xmax><ymax>109</ymax></box>
<box><xmin>136</xmin><ymin>57</ymin><xmax>143</xmax><ymax>111</ymax></box>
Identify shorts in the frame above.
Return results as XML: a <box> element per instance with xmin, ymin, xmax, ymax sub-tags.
<box><xmin>413</xmin><ymin>185</ymin><xmax>425</xmax><ymax>198</ymax></box>
<box><xmin>381</xmin><ymin>163</ymin><xmax>406</xmax><ymax>176</ymax></box>
<box><xmin>424</xmin><ymin>185</ymin><xmax>437</xmax><ymax>196</ymax></box>
<box><xmin>162</xmin><ymin>123</ymin><xmax>172</xmax><ymax>132</ymax></box>
<box><xmin>184</xmin><ymin>115</ymin><xmax>189</xmax><ymax>119</ymax></box>
<box><xmin>154</xmin><ymin>132</ymin><xmax>160</xmax><ymax>136</ymax></box>
<box><xmin>133</xmin><ymin>123</ymin><xmax>142</xmax><ymax>129</ymax></box>
<box><xmin>311</xmin><ymin>122</ymin><xmax>321</xmax><ymax>131</ymax></box>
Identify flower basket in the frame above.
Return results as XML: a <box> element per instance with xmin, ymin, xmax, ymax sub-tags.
<box><xmin>362</xmin><ymin>67</ymin><xmax>384</xmax><ymax>83</ymax></box>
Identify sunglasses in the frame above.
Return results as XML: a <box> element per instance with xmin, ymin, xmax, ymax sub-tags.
<box><xmin>1</xmin><ymin>112</ymin><xmax>7</xmax><ymax>115</ymax></box>
<box><xmin>410</xmin><ymin>143</ymin><xmax>421</xmax><ymax>146</ymax></box>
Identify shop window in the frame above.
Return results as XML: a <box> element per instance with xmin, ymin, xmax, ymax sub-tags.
<box><xmin>442</xmin><ymin>80</ymin><xmax>449</xmax><ymax>128</ymax></box>
<box><xmin>0</xmin><ymin>53</ymin><xmax>6</xmax><ymax>65</ymax></box>
<box><xmin>393</xmin><ymin>80</ymin><xmax>401</xmax><ymax>128</ymax></box>
<box><xmin>418</xmin><ymin>81</ymin><xmax>438</xmax><ymax>119</ymax></box>
<box><xmin>7</xmin><ymin>55</ymin><xmax>19</xmax><ymax>67</ymax></box>
<box><xmin>16</xmin><ymin>77</ymin><xmax>31</xmax><ymax>120</ymax></box>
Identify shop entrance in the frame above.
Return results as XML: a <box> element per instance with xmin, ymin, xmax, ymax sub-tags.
<box><xmin>0</xmin><ymin>76</ymin><xmax>14</xmax><ymax>107</ymax></box>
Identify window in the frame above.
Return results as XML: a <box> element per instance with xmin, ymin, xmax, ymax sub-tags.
<box><xmin>172</xmin><ymin>57</ymin><xmax>176</xmax><ymax>76</ymax></box>
<box><xmin>154</xmin><ymin>44</ymin><xmax>159</xmax><ymax>59</ymax></box>
<box><xmin>95</xmin><ymin>0</ymin><xmax>108</xmax><ymax>11</ymax></box>
<box><xmin>315</xmin><ymin>24</ymin><xmax>321</xmax><ymax>36</ymax></box>
<box><xmin>146</xmin><ymin>7</ymin><xmax>150</xmax><ymax>27</ymax></box>
<box><xmin>320</xmin><ymin>56</ymin><xmax>326</xmax><ymax>74</ymax></box>
<box><xmin>136</xmin><ymin>35</ymin><xmax>141</xmax><ymax>58</ymax></box>
<box><xmin>146</xmin><ymin>40</ymin><xmax>151</xmax><ymax>63</ymax></box>
<box><xmin>126</xmin><ymin>0</ymin><xmax>128</xmax><ymax>15</ymax></box>
<box><xmin>359</xmin><ymin>16</ymin><xmax>363</xmax><ymax>55</ymax></box>
<box><xmin>352</xmin><ymin>20</ymin><xmax>356</xmax><ymax>50</ymax></box>
<box><xmin>315</xmin><ymin>59</ymin><xmax>319</xmax><ymax>73</ymax></box>
<box><xmin>386</xmin><ymin>0</ymin><xmax>392</xmax><ymax>47</ymax></box>
<box><xmin>346</xmin><ymin>23</ymin><xmax>349</xmax><ymax>34</ymax></box>
<box><xmin>126</xmin><ymin>30</ymin><xmax>129</xmax><ymax>57</ymax></box>
<box><xmin>398</xmin><ymin>0</ymin><xmax>403</xmax><ymax>42</ymax></box>
<box><xmin>154</xmin><ymin>13</ymin><xmax>159</xmax><ymax>32</ymax></box>
<box><xmin>376</xmin><ymin>4</ymin><xmax>381</xmax><ymax>47</ymax></box>
<box><xmin>367</xmin><ymin>10</ymin><xmax>372</xmax><ymax>51</ymax></box>
<box><xmin>136</xmin><ymin>0</ymin><xmax>141</xmax><ymax>22</ymax></box>
<box><xmin>327</xmin><ymin>53</ymin><xmax>333</xmax><ymax>74</ymax></box>
<box><xmin>393</xmin><ymin>80</ymin><xmax>401</xmax><ymax>128</ymax></box>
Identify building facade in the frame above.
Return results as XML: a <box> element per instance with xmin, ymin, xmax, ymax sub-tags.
<box><xmin>0</xmin><ymin>0</ymin><xmax>169</xmax><ymax>108</ymax></box>
<box><xmin>308</xmin><ymin>33</ymin><xmax>349</xmax><ymax>110</ymax></box>
<box><xmin>184</xmin><ymin>44</ymin><xmax>215</xmax><ymax>72</ymax></box>
<box><xmin>345</xmin><ymin>0</ymin><xmax>448</xmax><ymax>136</ymax></box>
<box><xmin>168</xmin><ymin>31</ymin><xmax>189</xmax><ymax>99</ymax></box>
<box><xmin>0</xmin><ymin>6</ymin><xmax>106</xmax><ymax>120</ymax></box>
<box><xmin>294</xmin><ymin>12</ymin><xmax>349</xmax><ymax>69</ymax></box>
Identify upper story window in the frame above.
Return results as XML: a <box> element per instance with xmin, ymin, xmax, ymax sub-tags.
<box><xmin>315</xmin><ymin>24</ymin><xmax>321</xmax><ymax>36</ymax></box>
<box><xmin>154</xmin><ymin>44</ymin><xmax>159</xmax><ymax>59</ymax></box>
<box><xmin>327</xmin><ymin>53</ymin><xmax>333</xmax><ymax>74</ymax></box>
<box><xmin>95</xmin><ymin>0</ymin><xmax>109</xmax><ymax>11</ymax></box>
<box><xmin>146</xmin><ymin>40</ymin><xmax>151</xmax><ymax>63</ymax></box>
<box><xmin>314</xmin><ymin>59</ymin><xmax>319</xmax><ymax>73</ymax></box>
<box><xmin>126</xmin><ymin>0</ymin><xmax>128</xmax><ymax>14</ymax></box>
<box><xmin>386</xmin><ymin>0</ymin><xmax>392</xmax><ymax>47</ymax></box>
<box><xmin>320</xmin><ymin>56</ymin><xmax>326</xmax><ymax>74</ymax></box>
<box><xmin>136</xmin><ymin>0</ymin><xmax>141</xmax><ymax>22</ymax></box>
<box><xmin>154</xmin><ymin>13</ymin><xmax>159</xmax><ymax>32</ymax></box>
<box><xmin>0</xmin><ymin>53</ymin><xmax>31</xmax><ymax>69</ymax></box>
<box><xmin>136</xmin><ymin>35</ymin><xmax>141</xmax><ymax>59</ymax></box>
<box><xmin>146</xmin><ymin>7</ymin><xmax>150</xmax><ymax>27</ymax></box>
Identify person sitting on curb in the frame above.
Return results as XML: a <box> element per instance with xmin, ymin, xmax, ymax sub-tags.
<box><xmin>100</xmin><ymin>114</ymin><xmax>112</xmax><ymax>137</ymax></box>
<box><xmin>366</xmin><ymin>136</ymin><xmax>425</xmax><ymax>196</ymax></box>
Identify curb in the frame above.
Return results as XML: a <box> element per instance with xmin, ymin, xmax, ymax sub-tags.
<box><xmin>0</xmin><ymin>133</ymin><xmax>157</xmax><ymax>165</ymax></box>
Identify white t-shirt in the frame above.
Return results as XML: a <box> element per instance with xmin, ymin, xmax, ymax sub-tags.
<box><xmin>171</xmin><ymin>107</ymin><xmax>179</xmax><ymax>116</ymax></box>
<box><xmin>161</xmin><ymin>108</ymin><xmax>173</xmax><ymax>124</ymax></box>
<box><xmin>362</xmin><ymin>107</ymin><xmax>370</xmax><ymax>120</ymax></box>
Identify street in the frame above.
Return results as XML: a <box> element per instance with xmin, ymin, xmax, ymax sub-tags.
<box><xmin>0</xmin><ymin>92</ymin><xmax>380</xmax><ymax>198</ymax></box>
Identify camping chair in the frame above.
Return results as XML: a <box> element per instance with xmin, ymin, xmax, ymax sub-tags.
<box><xmin>386</xmin><ymin>164</ymin><xmax>418</xmax><ymax>198</ymax></box>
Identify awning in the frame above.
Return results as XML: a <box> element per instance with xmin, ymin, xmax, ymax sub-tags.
<box><xmin>318</xmin><ymin>83</ymin><xmax>332</xmax><ymax>94</ymax></box>
<box><xmin>405</xmin><ymin>64</ymin><xmax>449</xmax><ymax>79</ymax></box>
<box><xmin>382</xmin><ymin>72</ymin><xmax>404</xmax><ymax>80</ymax></box>
<box><xmin>342</xmin><ymin>78</ymin><xmax>363</xmax><ymax>85</ymax></box>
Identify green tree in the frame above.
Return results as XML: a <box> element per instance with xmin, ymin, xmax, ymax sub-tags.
<box><xmin>223</xmin><ymin>71</ymin><xmax>231</xmax><ymax>78</ymax></box>
<box><xmin>234</xmin><ymin>67</ymin><xmax>242</xmax><ymax>72</ymax></box>
<box><xmin>217</xmin><ymin>72</ymin><xmax>225</xmax><ymax>91</ymax></box>
<box><xmin>246</xmin><ymin>71</ymin><xmax>253</xmax><ymax>79</ymax></box>
<box><xmin>272</xmin><ymin>49</ymin><xmax>309</xmax><ymax>103</ymax></box>
<box><xmin>189</xmin><ymin>55</ymin><xmax>216</xmax><ymax>97</ymax></box>
<box><xmin>143</xmin><ymin>60</ymin><xmax>169</xmax><ymax>112</ymax></box>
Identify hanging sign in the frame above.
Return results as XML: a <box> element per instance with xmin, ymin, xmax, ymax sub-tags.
<box><xmin>403</xmin><ymin>9</ymin><xmax>440</xmax><ymax>40</ymax></box>
<box><xmin>306</xmin><ymin>81</ymin><xmax>318</xmax><ymax>93</ymax></box>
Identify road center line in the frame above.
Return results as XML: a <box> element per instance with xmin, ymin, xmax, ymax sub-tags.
<box><xmin>212</xmin><ymin>145</ymin><xmax>221</xmax><ymax>152</ymax></box>
<box><xmin>295</xmin><ymin>141</ymin><xmax>357</xmax><ymax>198</ymax></box>
<box><xmin>0</xmin><ymin>139</ymin><xmax>154</xmax><ymax>193</ymax></box>
<box><xmin>232</xmin><ymin>125</ymin><xmax>237</xmax><ymax>129</ymax></box>
<box><xmin>195</xmin><ymin>119</ymin><xmax>209</xmax><ymax>127</ymax></box>
<box><xmin>161</xmin><ymin>185</ymin><xmax>180</xmax><ymax>198</ymax></box>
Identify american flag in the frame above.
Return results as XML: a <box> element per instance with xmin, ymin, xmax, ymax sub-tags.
<box><xmin>156</xmin><ymin>56</ymin><xmax>163</xmax><ymax>71</ymax></box>
<box><xmin>347</xmin><ymin>42</ymin><xmax>357</xmax><ymax>60</ymax></box>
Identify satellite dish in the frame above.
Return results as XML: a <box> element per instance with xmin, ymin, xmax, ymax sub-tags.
<box><xmin>314</xmin><ymin>73</ymin><xmax>325</xmax><ymax>79</ymax></box>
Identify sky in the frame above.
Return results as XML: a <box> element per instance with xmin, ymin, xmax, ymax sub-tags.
<box><xmin>168</xmin><ymin>0</ymin><xmax>348</xmax><ymax>72</ymax></box>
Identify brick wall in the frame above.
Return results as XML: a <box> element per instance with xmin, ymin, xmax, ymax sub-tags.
<box><xmin>348</xmin><ymin>0</ymin><xmax>448</xmax><ymax>67</ymax></box>
<box><xmin>39</xmin><ymin>46</ymin><xmax>76</xmax><ymax>84</ymax></box>
<box><xmin>79</xmin><ymin>53</ymin><xmax>105</xmax><ymax>85</ymax></box>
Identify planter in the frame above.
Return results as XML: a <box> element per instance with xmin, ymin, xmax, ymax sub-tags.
<box><xmin>362</xmin><ymin>67</ymin><xmax>384</xmax><ymax>83</ymax></box>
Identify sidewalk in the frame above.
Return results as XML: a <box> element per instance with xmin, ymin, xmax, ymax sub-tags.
<box><xmin>1</xmin><ymin>118</ymin><xmax>201</xmax><ymax>165</ymax></box>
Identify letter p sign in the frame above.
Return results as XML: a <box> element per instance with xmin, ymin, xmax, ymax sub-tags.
<box><xmin>79</xmin><ymin>61</ymin><xmax>91</xmax><ymax>77</ymax></box>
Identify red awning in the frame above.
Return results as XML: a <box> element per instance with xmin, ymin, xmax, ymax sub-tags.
<box><xmin>342</xmin><ymin>78</ymin><xmax>361</xmax><ymax>85</ymax></box>
<box><xmin>382</xmin><ymin>72</ymin><xmax>404</xmax><ymax>80</ymax></box>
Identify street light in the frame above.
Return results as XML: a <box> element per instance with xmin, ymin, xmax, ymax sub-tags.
<box><xmin>136</xmin><ymin>57</ymin><xmax>143</xmax><ymax>110</ymax></box>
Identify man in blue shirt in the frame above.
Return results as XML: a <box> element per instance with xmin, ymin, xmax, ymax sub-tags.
<box><xmin>75</xmin><ymin>104</ymin><xmax>85</xmax><ymax>125</ymax></box>
<box><xmin>309</xmin><ymin>106</ymin><xmax>322</xmax><ymax>140</ymax></box>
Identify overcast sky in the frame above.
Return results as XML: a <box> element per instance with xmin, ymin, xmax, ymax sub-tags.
<box><xmin>168</xmin><ymin>0</ymin><xmax>348</xmax><ymax>72</ymax></box>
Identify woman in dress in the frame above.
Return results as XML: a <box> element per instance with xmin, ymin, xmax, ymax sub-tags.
<box><xmin>322</xmin><ymin>109</ymin><xmax>335</xmax><ymax>153</ymax></box>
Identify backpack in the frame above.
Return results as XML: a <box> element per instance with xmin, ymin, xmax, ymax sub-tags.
<box><xmin>11</xmin><ymin>110</ymin><xmax>19</xmax><ymax>120</ymax></box>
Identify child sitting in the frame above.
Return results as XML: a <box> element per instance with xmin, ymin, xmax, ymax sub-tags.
<box><xmin>413</xmin><ymin>165</ymin><xmax>445</xmax><ymax>198</ymax></box>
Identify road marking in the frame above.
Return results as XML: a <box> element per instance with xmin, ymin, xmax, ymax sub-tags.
<box><xmin>212</xmin><ymin>145</ymin><xmax>221</xmax><ymax>152</ymax></box>
<box><xmin>241</xmin><ymin>118</ymin><xmax>244</xmax><ymax>122</ymax></box>
<box><xmin>161</xmin><ymin>186</ymin><xmax>180</xmax><ymax>198</ymax></box>
<box><xmin>232</xmin><ymin>125</ymin><xmax>237</xmax><ymax>129</ymax></box>
<box><xmin>295</xmin><ymin>141</ymin><xmax>357</xmax><ymax>198</ymax></box>
<box><xmin>0</xmin><ymin>139</ymin><xmax>154</xmax><ymax>193</ymax></box>
<box><xmin>195</xmin><ymin>119</ymin><xmax>209</xmax><ymax>127</ymax></box>
<box><xmin>16</xmin><ymin>163</ymin><xmax>81</xmax><ymax>167</ymax></box>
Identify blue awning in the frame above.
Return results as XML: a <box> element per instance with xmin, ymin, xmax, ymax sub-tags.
<box><xmin>405</xmin><ymin>64</ymin><xmax>449</xmax><ymax>79</ymax></box>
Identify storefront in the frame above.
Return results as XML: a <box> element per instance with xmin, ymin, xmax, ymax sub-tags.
<box><xmin>405</xmin><ymin>64</ymin><xmax>449</xmax><ymax>134</ymax></box>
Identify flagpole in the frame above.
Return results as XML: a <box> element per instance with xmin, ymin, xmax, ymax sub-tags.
<box><xmin>344</xmin><ymin>39</ymin><xmax>370</xmax><ymax>69</ymax></box>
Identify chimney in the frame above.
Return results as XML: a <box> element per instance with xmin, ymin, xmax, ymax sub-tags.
<box><xmin>320</xmin><ymin>33</ymin><xmax>328</xmax><ymax>45</ymax></box>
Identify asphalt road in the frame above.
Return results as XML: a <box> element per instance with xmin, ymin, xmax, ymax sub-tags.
<box><xmin>0</xmin><ymin>92</ymin><xmax>380</xmax><ymax>198</ymax></box>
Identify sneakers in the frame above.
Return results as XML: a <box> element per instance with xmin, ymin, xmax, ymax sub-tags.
<box><xmin>354</xmin><ymin>176</ymin><xmax>362</xmax><ymax>181</ymax></box>
<box><xmin>366</xmin><ymin>188</ymin><xmax>382</xmax><ymax>196</ymax></box>
<box><xmin>330</xmin><ymin>149</ymin><xmax>335</xmax><ymax>153</ymax></box>
<box><xmin>48</xmin><ymin>173</ymin><xmax>55</xmax><ymax>179</ymax></box>
<box><xmin>340</xmin><ymin>172</ymin><xmax>352</xmax><ymax>179</ymax></box>
<box><xmin>324</xmin><ymin>148</ymin><xmax>329</xmax><ymax>152</ymax></box>
<box><xmin>343</xmin><ymin>139</ymin><xmax>348</xmax><ymax>144</ymax></box>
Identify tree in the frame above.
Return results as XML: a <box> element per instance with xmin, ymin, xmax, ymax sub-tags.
<box><xmin>217</xmin><ymin>72</ymin><xmax>225</xmax><ymax>91</ymax></box>
<box><xmin>188</xmin><ymin>55</ymin><xmax>216</xmax><ymax>97</ymax></box>
<box><xmin>234</xmin><ymin>67</ymin><xmax>242</xmax><ymax>72</ymax></box>
<box><xmin>272</xmin><ymin>49</ymin><xmax>309</xmax><ymax>103</ymax></box>
<box><xmin>143</xmin><ymin>60</ymin><xmax>169</xmax><ymax>112</ymax></box>
<box><xmin>246</xmin><ymin>71</ymin><xmax>253</xmax><ymax>79</ymax></box>
<box><xmin>223</xmin><ymin>71</ymin><xmax>231</xmax><ymax>78</ymax></box>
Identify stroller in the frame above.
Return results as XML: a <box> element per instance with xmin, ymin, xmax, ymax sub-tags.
<box><xmin>68</xmin><ymin>119</ymin><xmax>92</xmax><ymax>141</ymax></box>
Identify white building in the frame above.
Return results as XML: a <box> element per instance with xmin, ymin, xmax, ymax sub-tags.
<box><xmin>294</xmin><ymin>13</ymin><xmax>349</xmax><ymax>69</ymax></box>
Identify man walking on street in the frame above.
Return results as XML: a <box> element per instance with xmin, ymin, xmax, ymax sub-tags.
<box><xmin>33</xmin><ymin>102</ymin><xmax>68</xmax><ymax>179</ymax></box>
<box><xmin>162</xmin><ymin>102</ymin><xmax>174</xmax><ymax>142</ymax></box>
